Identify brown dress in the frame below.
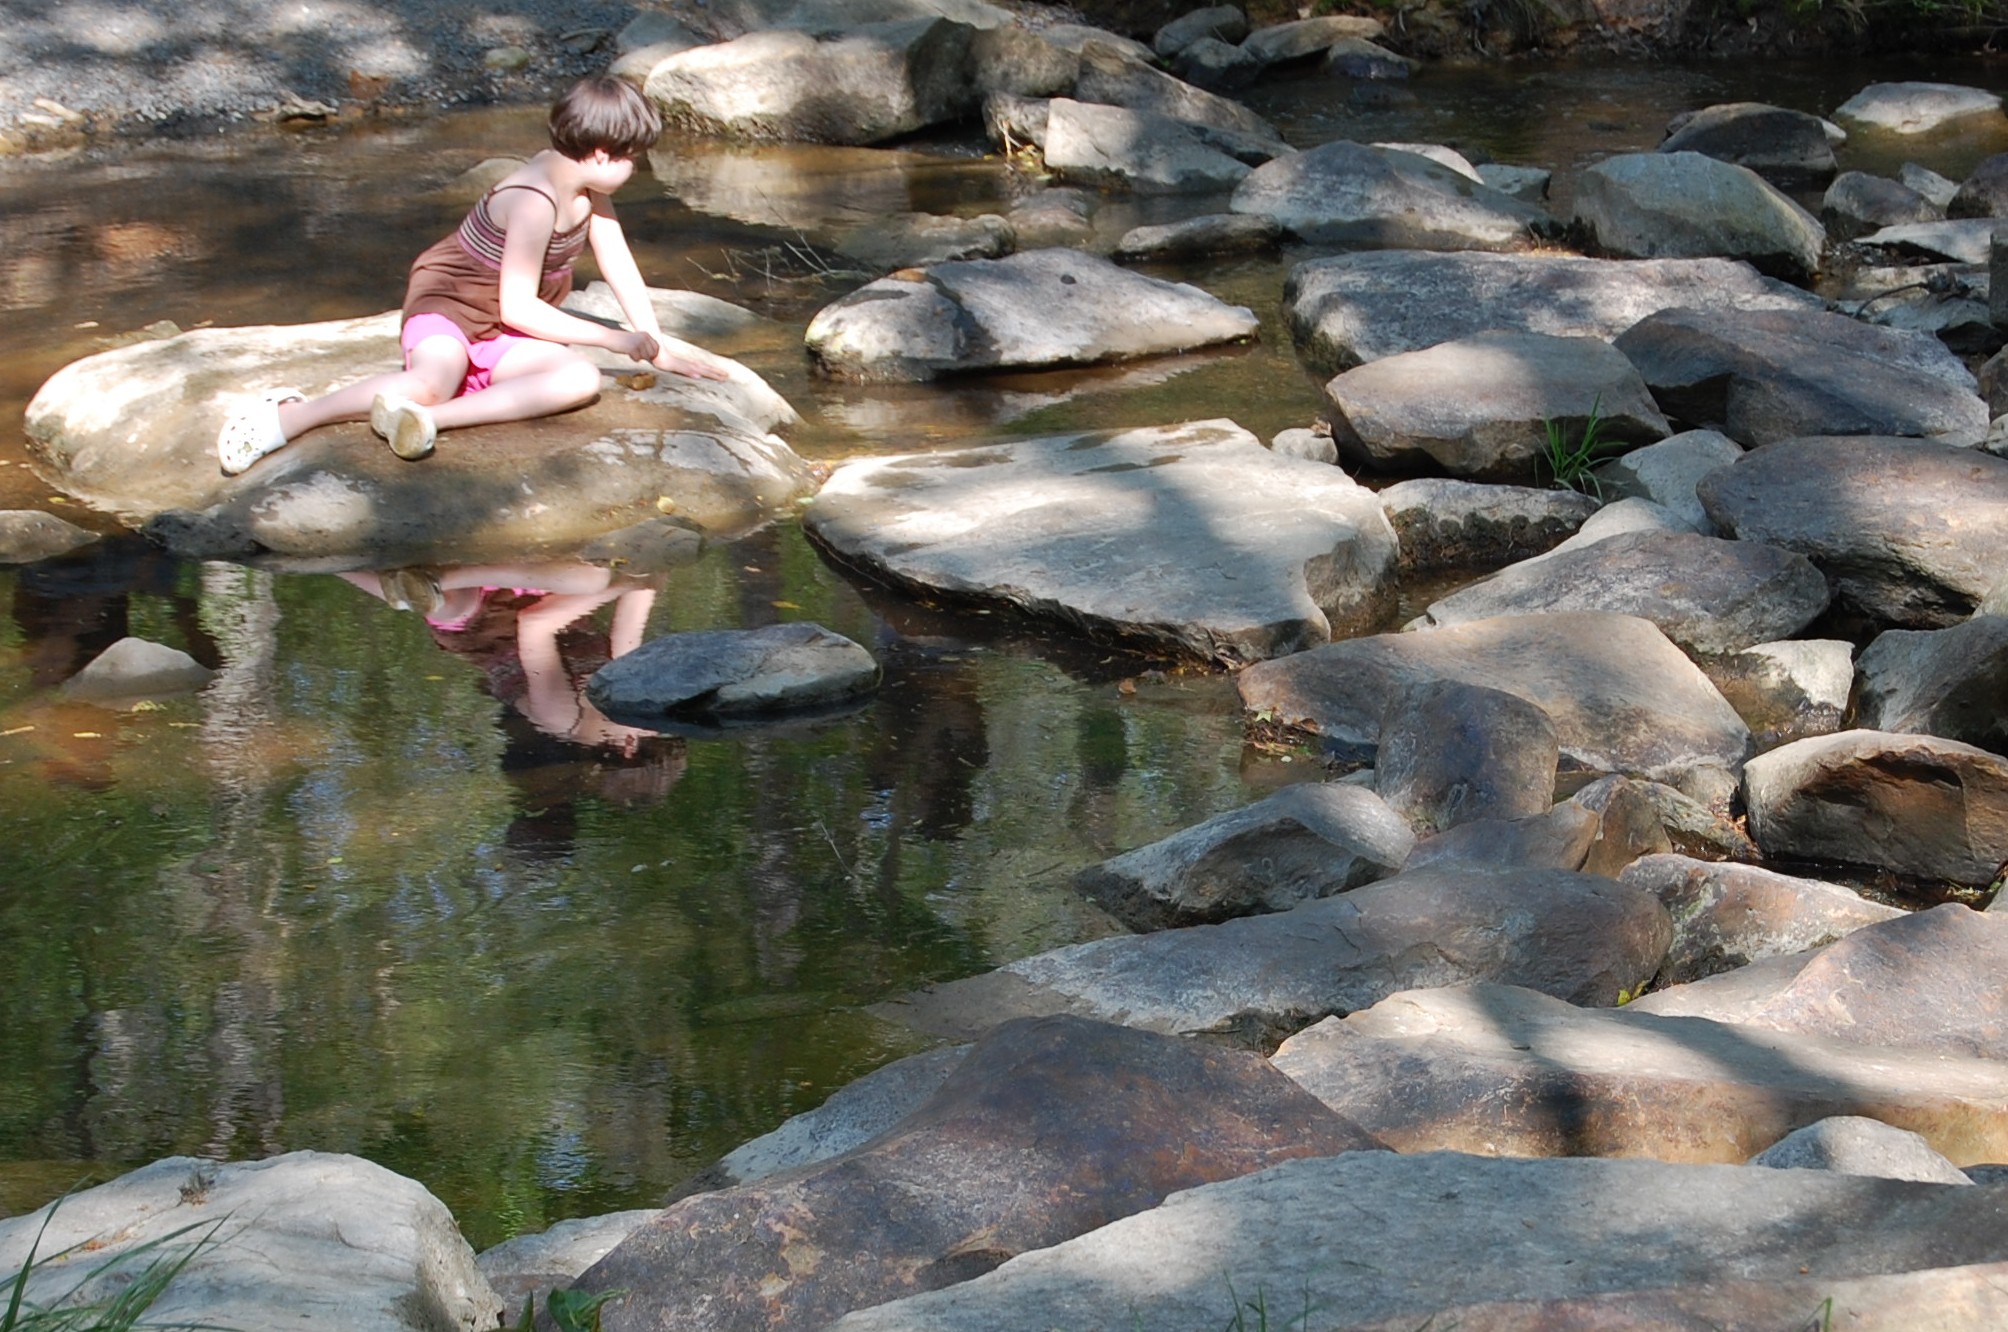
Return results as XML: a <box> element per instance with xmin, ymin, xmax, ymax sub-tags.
<box><xmin>402</xmin><ymin>183</ymin><xmax>592</xmax><ymax>342</ymax></box>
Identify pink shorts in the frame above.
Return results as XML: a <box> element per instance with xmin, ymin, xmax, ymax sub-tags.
<box><xmin>401</xmin><ymin>312</ymin><xmax>532</xmax><ymax>397</ymax></box>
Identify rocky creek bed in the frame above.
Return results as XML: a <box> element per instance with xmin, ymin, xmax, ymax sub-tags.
<box><xmin>7</xmin><ymin>0</ymin><xmax>2008</xmax><ymax>1328</ymax></box>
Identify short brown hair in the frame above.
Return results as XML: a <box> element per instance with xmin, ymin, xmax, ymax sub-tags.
<box><xmin>548</xmin><ymin>75</ymin><xmax>662</xmax><ymax>160</ymax></box>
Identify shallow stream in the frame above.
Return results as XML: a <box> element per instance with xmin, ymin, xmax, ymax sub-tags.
<box><xmin>2</xmin><ymin>51</ymin><xmax>2002</xmax><ymax>1245</ymax></box>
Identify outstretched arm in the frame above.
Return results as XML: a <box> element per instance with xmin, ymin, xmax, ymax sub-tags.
<box><xmin>494</xmin><ymin>190</ymin><xmax>660</xmax><ymax>361</ymax></box>
<box><xmin>588</xmin><ymin>204</ymin><xmax>732</xmax><ymax>381</ymax></box>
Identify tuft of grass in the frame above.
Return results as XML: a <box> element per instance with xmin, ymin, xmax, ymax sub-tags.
<box><xmin>513</xmin><ymin>1287</ymin><xmax>625</xmax><ymax>1332</ymax></box>
<box><xmin>2</xmin><ymin>1197</ymin><xmax>225</xmax><ymax>1332</ymax></box>
<box><xmin>1537</xmin><ymin>395</ymin><xmax>1615</xmax><ymax>499</ymax></box>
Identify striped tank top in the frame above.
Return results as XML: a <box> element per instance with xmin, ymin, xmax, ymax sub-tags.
<box><xmin>401</xmin><ymin>184</ymin><xmax>592</xmax><ymax>343</ymax></box>
<box><xmin>456</xmin><ymin>184</ymin><xmax>591</xmax><ymax>276</ymax></box>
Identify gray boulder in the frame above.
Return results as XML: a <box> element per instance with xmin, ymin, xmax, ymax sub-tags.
<box><xmin>828</xmin><ymin>1149</ymin><xmax>2008</xmax><ymax>1332</ymax></box>
<box><xmin>875</xmin><ymin>866</ymin><xmax>1671</xmax><ymax>1046</ymax></box>
<box><xmin>1375</xmin><ymin>679</ymin><xmax>1559</xmax><ymax>832</ymax></box>
<box><xmin>61</xmin><ymin>636</ymin><xmax>213</xmax><ymax>703</ymax></box>
<box><xmin>804</xmin><ymin>421</ymin><xmax>1398</xmax><ymax>664</ymax></box>
<box><xmin>1323</xmin><ymin>37</ymin><xmax>1418</xmax><ymax>80</ymax></box>
<box><xmin>1836</xmin><ymin>261</ymin><xmax>1995</xmax><ymax>351</ymax></box>
<box><xmin>1743</xmin><ymin>729</ymin><xmax>2008</xmax><ymax>885</ymax></box>
<box><xmin>1823</xmin><ymin>170</ymin><xmax>1943</xmax><ymax>239</ymax></box>
<box><xmin>1412</xmin><ymin>530</ymin><xmax>1832</xmax><ymax>656</ymax></box>
<box><xmin>1273</xmin><ymin>983</ymin><xmax>2008</xmax><ymax>1165</ymax></box>
<box><xmin>1113</xmin><ymin>212</ymin><xmax>1280</xmax><ymax>261</ymax></box>
<box><xmin>1283</xmin><ymin>249</ymin><xmax>1819</xmax><ymax>374</ymax></box>
<box><xmin>1322</xmin><ymin>330</ymin><xmax>1669</xmax><ymax>480</ymax></box>
<box><xmin>1952</xmin><ymin>151</ymin><xmax>2008</xmax><ymax>218</ymax></box>
<box><xmin>1620</xmin><ymin>852</ymin><xmax>1903</xmax><ymax>986</ymax></box>
<box><xmin>0</xmin><ymin>508</ymin><xmax>97</xmax><ymax>562</ymax></box>
<box><xmin>1858</xmin><ymin>216</ymin><xmax>1998</xmax><ymax>264</ymax></box>
<box><xmin>1240</xmin><ymin>15</ymin><xmax>1387</xmax><ymax>64</ymax></box>
<box><xmin>1660</xmin><ymin>101</ymin><xmax>1838</xmax><ymax>187</ymax></box>
<box><xmin>1040</xmin><ymin>98</ymin><xmax>1253</xmax><ymax>195</ymax></box>
<box><xmin>1704</xmin><ymin>637</ymin><xmax>1854</xmax><ymax>746</ymax></box>
<box><xmin>1614</xmin><ymin>305</ymin><xmax>1987</xmax><ymax>448</ymax></box>
<box><xmin>585</xmin><ymin>622</ymin><xmax>880</xmax><ymax>724</ymax></box>
<box><xmin>478</xmin><ymin>1211</ymin><xmax>661</xmax><ymax>1314</ymax></box>
<box><xmin>1833</xmin><ymin>81</ymin><xmax>2005</xmax><ymax>135</ymax></box>
<box><xmin>1376</xmin><ymin>478</ymin><xmax>1598</xmax><ymax>573</ymax></box>
<box><xmin>576</xmin><ymin>1015</ymin><xmax>1379</xmax><ymax>1332</ymax></box>
<box><xmin>1403</xmin><ymin>801</ymin><xmax>1601</xmax><ymax>876</ymax></box>
<box><xmin>1697</xmin><ymin>435</ymin><xmax>2008</xmax><ymax>626</ymax></box>
<box><xmin>642</xmin><ymin>19</ymin><xmax>977</xmax><ymax>144</ymax></box>
<box><xmin>1268</xmin><ymin>425</ymin><xmax>1336</xmax><ymax>463</ymax></box>
<box><xmin>1594</xmin><ymin>428</ymin><xmax>1742</xmax><ymax>532</ymax></box>
<box><xmin>1573</xmin><ymin>151</ymin><xmax>1826</xmax><ymax>282</ymax></box>
<box><xmin>1153</xmin><ymin>4</ymin><xmax>1248</xmax><ymax>58</ymax></box>
<box><xmin>1170</xmin><ymin>35</ymin><xmax>1262</xmax><ymax>91</ymax></box>
<box><xmin>804</xmin><ymin>248</ymin><xmax>1258</xmax><ymax>382</ymax></box>
<box><xmin>1631</xmin><ymin>902</ymin><xmax>2008</xmax><ymax>1060</ymax></box>
<box><xmin>1002</xmin><ymin>187</ymin><xmax>1095</xmax><ymax>247</ymax></box>
<box><xmin>1854</xmin><ymin>615</ymin><xmax>2008</xmax><ymax>755</ymax></box>
<box><xmin>1072</xmin><ymin>40</ymin><xmax>1279</xmax><ymax>142</ymax></box>
<box><xmin>967</xmin><ymin>24</ymin><xmax>1080</xmax><ymax>99</ymax></box>
<box><xmin>0</xmin><ymin>1152</ymin><xmax>503</xmax><ymax>1331</ymax></box>
<box><xmin>27</xmin><ymin>311</ymin><xmax>811</xmax><ymax>566</ymax></box>
<box><xmin>1237</xmin><ymin>611</ymin><xmax>1752</xmax><ymax>782</ymax></box>
<box><xmin>1475</xmin><ymin>162</ymin><xmax>1552</xmax><ymax>201</ymax></box>
<box><xmin>1902</xmin><ymin>160</ymin><xmax>1962</xmax><ymax>207</ymax></box>
<box><xmin>1751</xmin><ymin>1116</ymin><xmax>1973</xmax><ymax>1185</ymax></box>
<box><xmin>1073</xmin><ymin>783</ymin><xmax>1414</xmax><ymax>930</ymax></box>
<box><xmin>1231</xmin><ymin>140</ymin><xmax>1551</xmax><ymax>252</ymax></box>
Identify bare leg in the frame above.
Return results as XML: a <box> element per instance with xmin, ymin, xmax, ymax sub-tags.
<box><xmin>275</xmin><ymin>337</ymin><xmax>468</xmax><ymax>439</ymax></box>
<box><xmin>427</xmin><ymin>341</ymin><xmax>603</xmax><ymax>432</ymax></box>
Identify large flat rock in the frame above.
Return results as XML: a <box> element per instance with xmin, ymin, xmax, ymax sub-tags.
<box><xmin>1412</xmin><ymin>530</ymin><xmax>1832</xmax><ymax>655</ymax></box>
<box><xmin>573</xmin><ymin>1015</ymin><xmax>1378</xmax><ymax>1332</ymax></box>
<box><xmin>24</xmin><ymin>309</ymin><xmax>810</xmax><ymax>566</ymax></box>
<box><xmin>1236</xmin><ymin>611</ymin><xmax>1752</xmax><ymax>781</ymax></box>
<box><xmin>803</xmin><ymin>420</ymin><xmax>1399</xmax><ymax>664</ymax></box>
<box><xmin>1272</xmin><ymin>982</ymin><xmax>2008</xmax><ymax>1164</ymax></box>
<box><xmin>829</xmin><ymin>1151</ymin><xmax>2008</xmax><ymax>1332</ymax></box>
<box><xmin>1284</xmin><ymin>250</ymin><xmax>1819</xmax><ymax>375</ymax></box>
<box><xmin>1613</xmin><ymin>305</ymin><xmax>1988</xmax><ymax>448</ymax></box>
<box><xmin>804</xmin><ymin>248</ymin><xmax>1259</xmax><ymax>382</ymax></box>
<box><xmin>1697</xmin><ymin>435</ymin><xmax>2008</xmax><ymax>626</ymax></box>
<box><xmin>873</xmin><ymin>865</ymin><xmax>1671</xmax><ymax>1046</ymax></box>
<box><xmin>1230</xmin><ymin>140</ymin><xmax>1551</xmax><ymax>253</ymax></box>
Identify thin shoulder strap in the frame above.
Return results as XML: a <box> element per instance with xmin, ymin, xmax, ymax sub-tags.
<box><xmin>485</xmin><ymin>183</ymin><xmax>560</xmax><ymax>211</ymax></box>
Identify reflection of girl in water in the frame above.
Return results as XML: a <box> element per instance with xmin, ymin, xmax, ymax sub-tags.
<box><xmin>343</xmin><ymin>563</ymin><xmax>673</xmax><ymax>759</ymax></box>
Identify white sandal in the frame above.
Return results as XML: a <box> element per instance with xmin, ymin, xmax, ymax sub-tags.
<box><xmin>216</xmin><ymin>389</ymin><xmax>304</xmax><ymax>476</ymax></box>
<box><xmin>370</xmin><ymin>393</ymin><xmax>437</xmax><ymax>461</ymax></box>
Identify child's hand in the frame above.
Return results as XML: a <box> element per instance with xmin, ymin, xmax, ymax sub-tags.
<box><xmin>652</xmin><ymin>346</ymin><xmax>733</xmax><ymax>381</ymax></box>
<box><xmin>613</xmin><ymin>329</ymin><xmax>661</xmax><ymax>363</ymax></box>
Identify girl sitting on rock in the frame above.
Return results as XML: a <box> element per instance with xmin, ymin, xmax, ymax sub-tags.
<box><xmin>217</xmin><ymin>73</ymin><xmax>727</xmax><ymax>475</ymax></box>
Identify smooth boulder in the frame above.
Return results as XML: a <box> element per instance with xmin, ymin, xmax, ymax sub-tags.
<box><xmin>1751</xmin><ymin>1117</ymin><xmax>1973</xmax><ymax>1185</ymax></box>
<box><xmin>1073</xmin><ymin>783</ymin><xmax>1414</xmax><ymax>930</ymax></box>
<box><xmin>1833</xmin><ymin>81</ymin><xmax>2006</xmax><ymax>135</ymax></box>
<box><xmin>1854</xmin><ymin>615</ymin><xmax>2008</xmax><ymax>755</ymax></box>
<box><xmin>804</xmin><ymin>421</ymin><xmax>1399</xmax><ymax>665</ymax></box>
<box><xmin>1573</xmin><ymin>151</ymin><xmax>1826</xmax><ymax>281</ymax></box>
<box><xmin>572</xmin><ymin>1014</ymin><xmax>1380</xmax><ymax>1332</ymax></box>
<box><xmin>1273</xmin><ymin>982</ymin><xmax>2008</xmax><ymax>1164</ymax></box>
<box><xmin>1697</xmin><ymin>435</ymin><xmax>2008</xmax><ymax>626</ymax></box>
<box><xmin>1230</xmin><ymin>140</ymin><xmax>1551</xmax><ymax>252</ymax></box>
<box><xmin>1613</xmin><ymin>305</ymin><xmax>1988</xmax><ymax>448</ymax></box>
<box><xmin>1322</xmin><ymin>330</ymin><xmax>1670</xmax><ymax>480</ymax></box>
<box><xmin>876</xmin><ymin>866</ymin><xmax>1671</xmax><ymax>1046</ymax></box>
<box><xmin>1039</xmin><ymin>98</ymin><xmax>1253</xmax><ymax>195</ymax></box>
<box><xmin>585</xmin><ymin>622</ymin><xmax>879</xmax><ymax>724</ymax></box>
<box><xmin>1594</xmin><ymin>428</ymin><xmax>1741</xmax><ymax>531</ymax></box>
<box><xmin>1411</xmin><ymin>530</ymin><xmax>1831</xmax><ymax>656</ymax></box>
<box><xmin>1284</xmin><ymin>250</ymin><xmax>1818</xmax><ymax>374</ymax></box>
<box><xmin>0</xmin><ymin>509</ymin><xmax>97</xmax><ymax>562</ymax></box>
<box><xmin>1375</xmin><ymin>679</ymin><xmax>1560</xmax><ymax>832</ymax></box>
<box><xmin>1742</xmin><ymin>730</ymin><xmax>2008</xmax><ymax>885</ymax></box>
<box><xmin>1660</xmin><ymin>102</ymin><xmax>1838</xmax><ymax>187</ymax></box>
<box><xmin>60</xmin><ymin>636</ymin><xmax>214</xmax><ymax>703</ymax></box>
<box><xmin>1823</xmin><ymin>170</ymin><xmax>1943</xmax><ymax>240</ymax></box>
<box><xmin>804</xmin><ymin>248</ymin><xmax>1258</xmax><ymax>382</ymax></box>
<box><xmin>1237</xmin><ymin>611</ymin><xmax>1752</xmax><ymax>782</ymax></box>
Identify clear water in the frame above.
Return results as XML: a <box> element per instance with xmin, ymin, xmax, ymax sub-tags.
<box><xmin>2</xmin><ymin>52</ymin><xmax>2001</xmax><ymax>1246</ymax></box>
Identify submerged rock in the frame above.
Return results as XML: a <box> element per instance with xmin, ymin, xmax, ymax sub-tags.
<box><xmin>1237</xmin><ymin>611</ymin><xmax>1752</xmax><ymax>781</ymax></box>
<box><xmin>804</xmin><ymin>420</ymin><xmax>1399</xmax><ymax>664</ymax></box>
<box><xmin>1273</xmin><ymin>982</ymin><xmax>2008</xmax><ymax>1165</ymax></box>
<box><xmin>585</xmin><ymin>622</ymin><xmax>880</xmax><ymax>725</ymax></box>
<box><xmin>804</xmin><ymin>248</ymin><xmax>1258</xmax><ymax>382</ymax></box>
<box><xmin>1833</xmin><ymin>81</ymin><xmax>2006</xmax><ymax>135</ymax></box>
<box><xmin>1230</xmin><ymin>140</ymin><xmax>1551</xmax><ymax>253</ymax></box>
<box><xmin>26</xmin><ymin>308</ymin><xmax>810</xmax><ymax>566</ymax></box>
<box><xmin>1284</xmin><ymin>250</ymin><xmax>1818</xmax><ymax>374</ymax></box>
<box><xmin>0</xmin><ymin>508</ymin><xmax>97</xmax><ymax>563</ymax></box>
<box><xmin>1073</xmin><ymin>783</ymin><xmax>1414</xmax><ymax>930</ymax></box>
<box><xmin>828</xmin><ymin>1150</ymin><xmax>2008</xmax><ymax>1332</ymax></box>
<box><xmin>1697</xmin><ymin>435</ymin><xmax>2008</xmax><ymax>626</ymax></box>
<box><xmin>60</xmin><ymin>636</ymin><xmax>213</xmax><ymax>703</ymax></box>
<box><xmin>572</xmin><ymin>1015</ymin><xmax>1379</xmax><ymax>1331</ymax></box>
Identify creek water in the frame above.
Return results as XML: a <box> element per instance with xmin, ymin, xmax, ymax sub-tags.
<box><xmin>1</xmin><ymin>51</ymin><xmax>2001</xmax><ymax>1247</ymax></box>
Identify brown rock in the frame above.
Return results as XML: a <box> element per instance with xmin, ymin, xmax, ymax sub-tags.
<box><xmin>576</xmin><ymin>1014</ymin><xmax>1381</xmax><ymax>1330</ymax></box>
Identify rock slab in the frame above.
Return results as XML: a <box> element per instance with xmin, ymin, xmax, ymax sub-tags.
<box><xmin>586</xmin><ymin>622</ymin><xmax>880</xmax><ymax>722</ymax></box>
